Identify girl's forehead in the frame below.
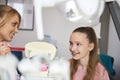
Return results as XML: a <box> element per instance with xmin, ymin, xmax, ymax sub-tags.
<box><xmin>70</xmin><ymin>32</ymin><xmax>89</xmax><ymax>42</ymax></box>
<box><xmin>71</xmin><ymin>32</ymin><xmax>88</xmax><ymax>38</ymax></box>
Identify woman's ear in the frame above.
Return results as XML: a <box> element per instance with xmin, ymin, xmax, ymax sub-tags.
<box><xmin>89</xmin><ymin>43</ymin><xmax>94</xmax><ymax>51</ymax></box>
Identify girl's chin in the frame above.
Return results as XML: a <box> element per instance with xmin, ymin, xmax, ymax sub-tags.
<box><xmin>72</xmin><ymin>56</ymin><xmax>79</xmax><ymax>60</ymax></box>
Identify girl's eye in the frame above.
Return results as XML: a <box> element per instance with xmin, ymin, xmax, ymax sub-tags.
<box><xmin>69</xmin><ymin>41</ymin><xmax>73</xmax><ymax>46</ymax></box>
<box><xmin>76</xmin><ymin>43</ymin><xmax>81</xmax><ymax>46</ymax></box>
<box><xmin>69</xmin><ymin>42</ymin><xmax>72</xmax><ymax>46</ymax></box>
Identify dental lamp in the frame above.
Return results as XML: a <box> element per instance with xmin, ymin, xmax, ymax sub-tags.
<box><xmin>34</xmin><ymin>0</ymin><xmax>106</xmax><ymax>40</ymax></box>
<box><xmin>34</xmin><ymin>0</ymin><xmax>120</xmax><ymax>40</ymax></box>
<box><xmin>33</xmin><ymin>0</ymin><xmax>107</xmax><ymax>41</ymax></box>
<box><xmin>56</xmin><ymin>0</ymin><xmax>105</xmax><ymax>26</ymax></box>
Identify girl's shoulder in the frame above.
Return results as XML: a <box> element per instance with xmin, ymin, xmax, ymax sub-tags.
<box><xmin>96</xmin><ymin>62</ymin><xmax>105</xmax><ymax>69</ymax></box>
<box><xmin>94</xmin><ymin>62</ymin><xmax>110</xmax><ymax>80</ymax></box>
<box><xmin>96</xmin><ymin>62</ymin><xmax>106</xmax><ymax>73</ymax></box>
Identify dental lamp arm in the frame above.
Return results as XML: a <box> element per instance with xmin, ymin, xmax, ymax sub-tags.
<box><xmin>33</xmin><ymin>0</ymin><xmax>67</xmax><ymax>40</ymax></box>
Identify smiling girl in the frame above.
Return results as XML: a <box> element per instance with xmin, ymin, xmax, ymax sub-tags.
<box><xmin>69</xmin><ymin>27</ymin><xmax>109</xmax><ymax>80</ymax></box>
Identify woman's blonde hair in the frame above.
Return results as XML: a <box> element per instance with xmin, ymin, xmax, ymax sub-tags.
<box><xmin>70</xmin><ymin>27</ymin><xmax>100</xmax><ymax>80</ymax></box>
<box><xmin>0</xmin><ymin>5</ymin><xmax>21</xmax><ymax>28</ymax></box>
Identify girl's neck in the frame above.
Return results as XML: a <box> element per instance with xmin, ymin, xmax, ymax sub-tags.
<box><xmin>79</xmin><ymin>53</ymin><xmax>89</xmax><ymax>69</ymax></box>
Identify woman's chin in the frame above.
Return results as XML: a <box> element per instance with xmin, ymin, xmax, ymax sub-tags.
<box><xmin>6</xmin><ymin>38</ymin><xmax>12</xmax><ymax>42</ymax></box>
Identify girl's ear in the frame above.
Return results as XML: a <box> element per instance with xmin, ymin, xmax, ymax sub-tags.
<box><xmin>89</xmin><ymin>43</ymin><xmax>94</xmax><ymax>51</ymax></box>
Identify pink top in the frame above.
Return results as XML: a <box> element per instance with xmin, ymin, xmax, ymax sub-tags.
<box><xmin>73</xmin><ymin>63</ymin><xmax>110</xmax><ymax>80</ymax></box>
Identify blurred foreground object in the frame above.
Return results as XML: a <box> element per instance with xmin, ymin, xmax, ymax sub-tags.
<box><xmin>0</xmin><ymin>54</ymin><xmax>18</xmax><ymax>80</ymax></box>
<box><xmin>18</xmin><ymin>41</ymin><xmax>70</xmax><ymax>80</ymax></box>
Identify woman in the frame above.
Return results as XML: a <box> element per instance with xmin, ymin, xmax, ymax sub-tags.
<box><xmin>0</xmin><ymin>5</ymin><xmax>21</xmax><ymax>55</ymax></box>
<box><xmin>69</xmin><ymin>27</ymin><xmax>109</xmax><ymax>80</ymax></box>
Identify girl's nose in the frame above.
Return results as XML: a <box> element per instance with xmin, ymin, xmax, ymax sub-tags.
<box><xmin>70</xmin><ymin>45</ymin><xmax>77</xmax><ymax>51</ymax></box>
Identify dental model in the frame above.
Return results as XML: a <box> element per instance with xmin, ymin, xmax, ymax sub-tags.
<box><xmin>18</xmin><ymin>42</ymin><xmax>70</xmax><ymax>80</ymax></box>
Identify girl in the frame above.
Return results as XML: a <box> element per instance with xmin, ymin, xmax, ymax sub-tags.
<box><xmin>69</xmin><ymin>27</ymin><xmax>109</xmax><ymax>80</ymax></box>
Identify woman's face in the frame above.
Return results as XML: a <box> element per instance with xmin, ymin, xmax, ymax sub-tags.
<box><xmin>69</xmin><ymin>32</ymin><xmax>94</xmax><ymax>60</ymax></box>
<box><xmin>0</xmin><ymin>15</ymin><xmax>20</xmax><ymax>42</ymax></box>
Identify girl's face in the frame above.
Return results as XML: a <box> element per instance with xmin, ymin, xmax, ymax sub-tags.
<box><xmin>0</xmin><ymin>15</ymin><xmax>20</xmax><ymax>42</ymax></box>
<box><xmin>69</xmin><ymin>32</ymin><xmax>94</xmax><ymax>60</ymax></box>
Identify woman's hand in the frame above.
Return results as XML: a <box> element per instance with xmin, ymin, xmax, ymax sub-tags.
<box><xmin>0</xmin><ymin>42</ymin><xmax>11</xmax><ymax>55</ymax></box>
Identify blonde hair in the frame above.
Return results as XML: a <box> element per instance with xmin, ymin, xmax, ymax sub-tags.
<box><xmin>0</xmin><ymin>5</ymin><xmax>21</xmax><ymax>28</ymax></box>
<box><xmin>70</xmin><ymin>27</ymin><xmax>100</xmax><ymax>80</ymax></box>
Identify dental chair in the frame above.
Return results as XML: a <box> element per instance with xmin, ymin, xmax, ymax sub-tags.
<box><xmin>99</xmin><ymin>53</ymin><xmax>116</xmax><ymax>80</ymax></box>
